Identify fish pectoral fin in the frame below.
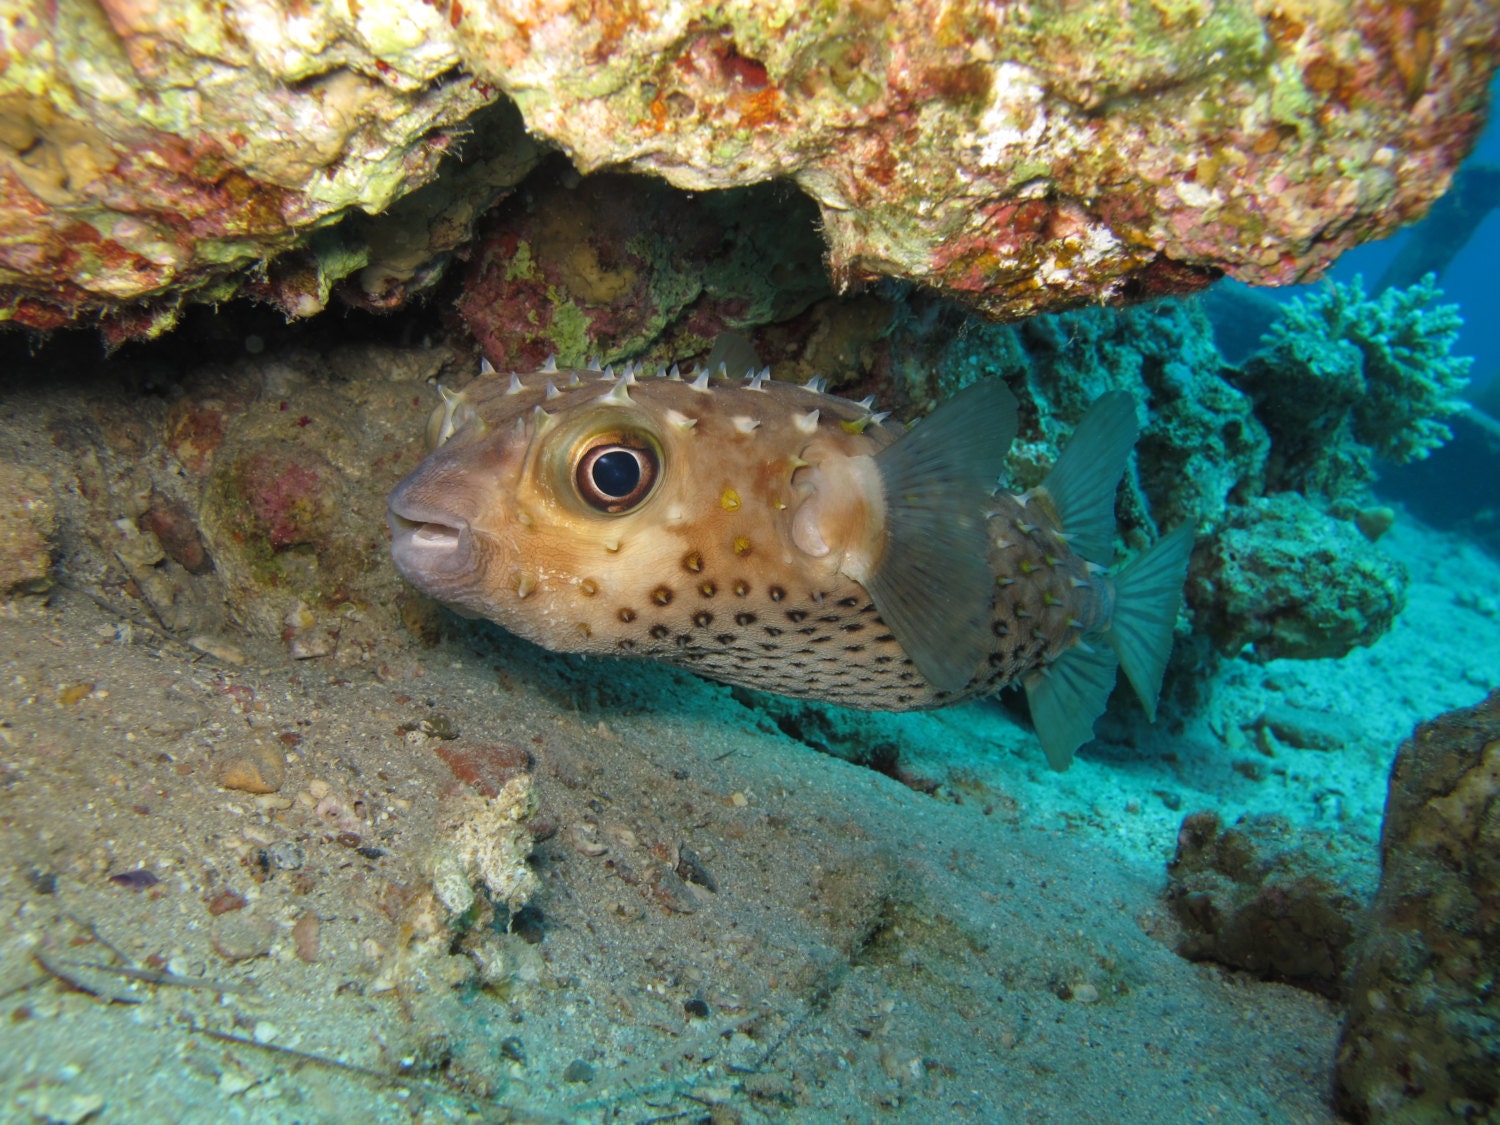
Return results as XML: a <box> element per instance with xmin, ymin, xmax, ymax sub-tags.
<box><xmin>1104</xmin><ymin>523</ymin><xmax>1195</xmax><ymax>721</ymax></box>
<box><xmin>1023</xmin><ymin>643</ymin><xmax>1120</xmax><ymax>771</ymax></box>
<box><xmin>866</xmin><ymin>379</ymin><xmax>1019</xmax><ymax>694</ymax></box>
<box><xmin>1036</xmin><ymin>391</ymin><xmax>1139</xmax><ymax>565</ymax></box>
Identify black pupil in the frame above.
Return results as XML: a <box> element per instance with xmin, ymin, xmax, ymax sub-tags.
<box><xmin>591</xmin><ymin>450</ymin><xmax>641</xmax><ymax>498</ymax></box>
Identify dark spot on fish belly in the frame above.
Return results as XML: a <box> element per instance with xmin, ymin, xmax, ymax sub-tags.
<box><xmin>699</xmin><ymin>581</ymin><xmax>716</xmax><ymax>597</ymax></box>
<box><xmin>650</xmin><ymin>624</ymin><xmax>670</xmax><ymax>640</ymax></box>
<box><xmin>768</xmin><ymin>586</ymin><xmax>785</xmax><ymax>602</ymax></box>
<box><xmin>693</xmin><ymin>611</ymin><xmax>714</xmax><ymax>628</ymax></box>
<box><xmin>652</xmin><ymin>586</ymin><xmax>674</xmax><ymax>605</ymax></box>
<box><xmin>682</xmin><ymin>551</ymin><xmax>703</xmax><ymax>573</ymax></box>
<box><xmin>735</xmin><ymin>612</ymin><xmax>756</xmax><ymax>626</ymax></box>
<box><xmin>618</xmin><ymin>608</ymin><xmax>637</xmax><ymax>623</ymax></box>
<box><xmin>733</xmin><ymin>580</ymin><xmax>750</xmax><ymax>596</ymax></box>
<box><xmin>786</xmin><ymin>610</ymin><xmax>807</xmax><ymax>623</ymax></box>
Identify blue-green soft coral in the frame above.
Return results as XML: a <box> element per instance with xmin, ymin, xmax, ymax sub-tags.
<box><xmin>1233</xmin><ymin>275</ymin><xmax>1472</xmax><ymax>497</ymax></box>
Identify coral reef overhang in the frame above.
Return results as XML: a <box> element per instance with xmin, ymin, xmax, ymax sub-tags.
<box><xmin>1</xmin><ymin>0</ymin><xmax>1497</xmax><ymax>338</ymax></box>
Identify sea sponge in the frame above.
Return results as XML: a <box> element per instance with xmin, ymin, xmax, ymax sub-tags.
<box><xmin>1232</xmin><ymin>275</ymin><xmax>1472</xmax><ymax>497</ymax></box>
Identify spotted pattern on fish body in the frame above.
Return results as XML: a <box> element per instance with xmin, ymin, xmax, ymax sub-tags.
<box><xmin>388</xmin><ymin>361</ymin><xmax>1193</xmax><ymax>768</ymax></box>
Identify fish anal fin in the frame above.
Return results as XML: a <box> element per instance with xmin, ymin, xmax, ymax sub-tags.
<box><xmin>1023</xmin><ymin>643</ymin><xmax>1120</xmax><ymax>771</ymax></box>
<box><xmin>866</xmin><ymin>380</ymin><xmax>1019</xmax><ymax>694</ymax></box>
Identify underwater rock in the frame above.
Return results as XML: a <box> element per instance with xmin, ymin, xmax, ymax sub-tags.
<box><xmin>1165</xmin><ymin>810</ymin><xmax>1374</xmax><ymax>998</ymax></box>
<box><xmin>2</xmin><ymin>1</ymin><xmax>1496</xmax><ymax>336</ymax></box>
<box><xmin>0</xmin><ymin>1</ymin><xmax>520</xmax><ymax>340</ymax></box>
<box><xmin>1335</xmin><ymin>690</ymin><xmax>1500</xmax><ymax>1124</ymax></box>
<box><xmin>1232</xmin><ymin>275</ymin><xmax>1472</xmax><ymax>499</ymax></box>
<box><xmin>1188</xmin><ymin>492</ymin><xmax>1408</xmax><ymax>661</ymax></box>
<box><xmin>461</xmin><ymin>1</ymin><xmax>1497</xmax><ymax>320</ymax></box>
<box><xmin>0</xmin><ymin>462</ymin><xmax>56</xmax><ymax>593</ymax></box>
<box><xmin>457</xmin><ymin>166</ymin><xmax>831</xmax><ymax>369</ymax></box>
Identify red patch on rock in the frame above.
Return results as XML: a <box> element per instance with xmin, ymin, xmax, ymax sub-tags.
<box><xmin>433</xmin><ymin>741</ymin><xmax>533</xmax><ymax>798</ymax></box>
<box><xmin>142</xmin><ymin>491</ymin><xmax>213</xmax><ymax>574</ymax></box>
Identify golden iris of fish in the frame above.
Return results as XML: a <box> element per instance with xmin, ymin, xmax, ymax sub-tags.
<box><xmin>388</xmin><ymin>359</ymin><xmax>1193</xmax><ymax>769</ymax></box>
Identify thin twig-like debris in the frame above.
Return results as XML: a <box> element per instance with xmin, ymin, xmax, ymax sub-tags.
<box><xmin>33</xmin><ymin>948</ymin><xmax>253</xmax><ymax>1002</ymax></box>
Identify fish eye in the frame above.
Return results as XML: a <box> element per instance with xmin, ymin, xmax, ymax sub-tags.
<box><xmin>575</xmin><ymin>437</ymin><xmax>660</xmax><ymax>513</ymax></box>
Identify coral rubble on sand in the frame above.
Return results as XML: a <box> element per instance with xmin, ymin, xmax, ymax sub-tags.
<box><xmin>1</xmin><ymin>1</ymin><xmax>1495</xmax><ymax>337</ymax></box>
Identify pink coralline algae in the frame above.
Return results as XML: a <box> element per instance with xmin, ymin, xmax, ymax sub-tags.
<box><xmin>1</xmin><ymin>0</ymin><xmax>1497</xmax><ymax>335</ymax></box>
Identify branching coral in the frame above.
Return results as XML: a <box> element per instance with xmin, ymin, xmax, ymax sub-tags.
<box><xmin>1233</xmin><ymin>275</ymin><xmax>1472</xmax><ymax>497</ymax></box>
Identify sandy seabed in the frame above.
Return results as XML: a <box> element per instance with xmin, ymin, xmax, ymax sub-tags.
<box><xmin>0</xmin><ymin>339</ymin><xmax>1496</xmax><ymax>1124</ymax></box>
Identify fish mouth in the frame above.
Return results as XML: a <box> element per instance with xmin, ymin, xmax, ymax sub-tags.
<box><xmin>387</xmin><ymin>493</ymin><xmax>474</xmax><ymax>591</ymax></box>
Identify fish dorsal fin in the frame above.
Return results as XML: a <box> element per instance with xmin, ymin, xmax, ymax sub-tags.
<box><xmin>865</xmin><ymin>380</ymin><xmax>1018</xmax><ymax>694</ymax></box>
<box><xmin>1036</xmin><ymin>391</ymin><xmax>1139</xmax><ymax>565</ymax></box>
<box><xmin>1023</xmin><ymin>643</ymin><xmax>1120</xmax><ymax>770</ymax></box>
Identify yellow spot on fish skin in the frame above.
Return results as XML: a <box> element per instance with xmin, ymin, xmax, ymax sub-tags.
<box><xmin>1067</xmin><ymin>617</ymin><xmax>1084</xmax><ymax>629</ymax></box>
<box><xmin>997</xmin><ymin>576</ymin><xmax>1016</xmax><ymax>587</ymax></box>
<box><xmin>699</xmin><ymin>581</ymin><xmax>717</xmax><ymax>598</ymax></box>
<box><xmin>788</xmin><ymin>456</ymin><xmax>810</xmax><ymax>470</ymax></box>
<box><xmin>733</xmin><ymin>536</ymin><xmax>752</xmax><ymax>556</ymax></box>
<box><xmin>1018</xmin><ymin>559</ymin><xmax>1038</xmax><ymax>575</ymax></box>
<box><xmin>720</xmin><ymin>489</ymin><xmax>741</xmax><ymax>511</ymax></box>
<box><xmin>618</xmin><ymin>608</ymin><xmax>637</xmax><ymax>623</ymax></box>
<box><xmin>733</xmin><ymin>580</ymin><xmax>750</xmax><ymax>596</ymax></box>
<box><xmin>1043</xmin><ymin>592</ymin><xmax>1063</xmax><ymax>607</ymax></box>
<box><xmin>580</xmin><ymin>578</ymin><xmax>598</xmax><ymax>597</ymax></box>
<box><xmin>603</xmin><ymin>537</ymin><xmax>621</xmax><ymax>553</ymax></box>
<box><xmin>1045</xmin><ymin>555</ymin><xmax>1063</xmax><ymax>568</ymax></box>
<box><xmin>840</xmin><ymin>417</ymin><xmax>871</xmax><ymax>435</ymax></box>
<box><xmin>1015</xmin><ymin>607</ymin><xmax>1032</xmax><ymax>619</ymax></box>
<box><xmin>516</xmin><ymin>573</ymin><xmax>536</xmax><ymax>599</ymax></box>
<box><xmin>693</xmin><ymin>611</ymin><xmax>714</xmax><ymax>628</ymax></box>
<box><xmin>652</xmin><ymin>586</ymin><xmax>674</xmax><ymax>605</ymax></box>
<box><xmin>682</xmin><ymin>551</ymin><xmax>703</xmax><ymax>573</ymax></box>
<box><xmin>1017</xmin><ymin>522</ymin><xmax>1039</xmax><ymax>534</ymax></box>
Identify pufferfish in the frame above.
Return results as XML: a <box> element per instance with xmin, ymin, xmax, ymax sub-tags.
<box><xmin>387</xmin><ymin>355</ymin><xmax>1194</xmax><ymax>769</ymax></box>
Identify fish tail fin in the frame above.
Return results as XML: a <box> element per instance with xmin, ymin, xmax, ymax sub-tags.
<box><xmin>1103</xmin><ymin>524</ymin><xmax>1195</xmax><ymax>721</ymax></box>
<box><xmin>1022</xmin><ymin>392</ymin><xmax>1192</xmax><ymax>767</ymax></box>
<box><xmin>867</xmin><ymin>379</ymin><xmax>1019</xmax><ymax>693</ymax></box>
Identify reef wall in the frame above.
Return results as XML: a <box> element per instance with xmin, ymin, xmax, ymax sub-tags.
<box><xmin>1</xmin><ymin>0</ymin><xmax>1496</xmax><ymax>339</ymax></box>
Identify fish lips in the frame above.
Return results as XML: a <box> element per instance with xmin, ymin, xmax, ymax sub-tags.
<box><xmin>386</xmin><ymin>477</ymin><xmax>479</xmax><ymax>598</ymax></box>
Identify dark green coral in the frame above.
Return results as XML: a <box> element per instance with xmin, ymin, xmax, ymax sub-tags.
<box><xmin>1233</xmin><ymin>274</ymin><xmax>1472</xmax><ymax>497</ymax></box>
